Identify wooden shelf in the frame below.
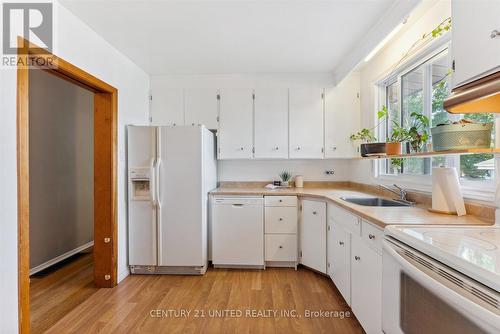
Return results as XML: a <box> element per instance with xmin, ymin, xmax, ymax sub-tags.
<box><xmin>357</xmin><ymin>148</ymin><xmax>500</xmax><ymax>160</ymax></box>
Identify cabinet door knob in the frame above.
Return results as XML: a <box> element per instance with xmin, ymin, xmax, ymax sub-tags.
<box><xmin>279</xmin><ymin>217</ymin><xmax>283</xmax><ymax>221</ymax></box>
<box><xmin>275</xmin><ymin>146</ymin><xmax>279</xmax><ymax>150</ymax></box>
<box><xmin>369</xmin><ymin>234</ymin><xmax>375</xmax><ymax>240</ymax></box>
<box><xmin>491</xmin><ymin>29</ymin><xmax>500</xmax><ymax>39</ymax></box>
<box><xmin>279</xmin><ymin>245</ymin><xmax>283</xmax><ymax>249</ymax></box>
<box><xmin>279</xmin><ymin>199</ymin><xmax>283</xmax><ymax>202</ymax></box>
<box><xmin>354</xmin><ymin>256</ymin><xmax>360</xmax><ymax>261</ymax></box>
<box><xmin>312</xmin><ymin>211</ymin><xmax>317</xmax><ymax>215</ymax></box>
<box><xmin>339</xmin><ymin>241</ymin><xmax>344</xmax><ymax>246</ymax></box>
<box><xmin>240</xmin><ymin>147</ymin><xmax>244</xmax><ymax>151</ymax></box>
<box><xmin>332</xmin><ymin>146</ymin><xmax>337</xmax><ymax>151</ymax></box>
<box><xmin>296</xmin><ymin>146</ymin><xmax>301</xmax><ymax>150</ymax></box>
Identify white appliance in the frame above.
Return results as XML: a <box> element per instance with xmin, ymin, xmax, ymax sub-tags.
<box><xmin>383</xmin><ymin>225</ymin><xmax>500</xmax><ymax>334</ymax></box>
<box><xmin>212</xmin><ymin>197</ymin><xmax>264</xmax><ymax>268</ymax></box>
<box><xmin>127</xmin><ymin>125</ymin><xmax>217</xmax><ymax>275</ymax></box>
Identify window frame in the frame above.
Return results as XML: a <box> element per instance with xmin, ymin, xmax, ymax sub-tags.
<box><xmin>373</xmin><ymin>35</ymin><xmax>495</xmax><ymax>202</ymax></box>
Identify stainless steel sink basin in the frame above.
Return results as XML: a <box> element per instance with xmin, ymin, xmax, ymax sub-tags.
<box><xmin>340</xmin><ymin>197</ymin><xmax>412</xmax><ymax>207</ymax></box>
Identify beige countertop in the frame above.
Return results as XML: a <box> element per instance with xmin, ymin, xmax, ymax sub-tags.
<box><xmin>211</xmin><ymin>186</ymin><xmax>494</xmax><ymax>229</ymax></box>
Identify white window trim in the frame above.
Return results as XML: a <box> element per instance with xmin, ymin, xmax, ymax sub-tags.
<box><xmin>372</xmin><ymin>32</ymin><xmax>495</xmax><ymax>203</ymax></box>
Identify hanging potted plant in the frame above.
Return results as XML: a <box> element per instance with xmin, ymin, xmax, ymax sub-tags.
<box><xmin>350</xmin><ymin>106</ymin><xmax>388</xmax><ymax>157</ymax></box>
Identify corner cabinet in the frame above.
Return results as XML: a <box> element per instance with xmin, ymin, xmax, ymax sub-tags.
<box><xmin>324</xmin><ymin>74</ymin><xmax>360</xmax><ymax>158</ymax></box>
<box><xmin>327</xmin><ymin>204</ymin><xmax>383</xmax><ymax>334</ymax></box>
<box><xmin>218</xmin><ymin>89</ymin><xmax>254</xmax><ymax>159</ymax></box>
<box><xmin>254</xmin><ymin>88</ymin><xmax>289</xmax><ymax>159</ymax></box>
<box><xmin>299</xmin><ymin>199</ymin><xmax>326</xmax><ymax>273</ymax></box>
<box><xmin>289</xmin><ymin>88</ymin><xmax>325</xmax><ymax>159</ymax></box>
<box><xmin>452</xmin><ymin>1</ymin><xmax>500</xmax><ymax>87</ymax></box>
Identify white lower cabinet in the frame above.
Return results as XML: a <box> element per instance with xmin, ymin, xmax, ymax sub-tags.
<box><xmin>264</xmin><ymin>196</ymin><xmax>298</xmax><ymax>267</ymax></box>
<box><xmin>327</xmin><ymin>219</ymin><xmax>351</xmax><ymax>305</ymax></box>
<box><xmin>351</xmin><ymin>234</ymin><xmax>382</xmax><ymax>334</ymax></box>
<box><xmin>327</xmin><ymin>204</ymin><xmax>383</xmax><ymax>334</ymax></box>
<box><xmin>300</xmin><ymin>199</ymin><xmax>326</xmax><ymax>273</ymax></box>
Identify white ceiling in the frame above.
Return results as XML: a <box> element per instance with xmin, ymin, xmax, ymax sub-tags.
<box><xmin>60</xmin><ymin>0</ymin><xmax>406</xmax><ymax>76</ymax></box>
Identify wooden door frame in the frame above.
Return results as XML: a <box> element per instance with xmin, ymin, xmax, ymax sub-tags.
<box><xmin>17</xmin><ymin>38</ymin><xmax>118</xmax><ymax>334</ymax></box>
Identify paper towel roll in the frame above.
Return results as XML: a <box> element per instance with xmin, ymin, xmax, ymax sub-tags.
<box><xmin>432</xmin><ymin>167</ymin><xmax>466</xmax><ymax>216</ymax></box>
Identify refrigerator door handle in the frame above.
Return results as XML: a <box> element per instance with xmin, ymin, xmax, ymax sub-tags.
<box><xmin>150</xmin><ymin>157</ymin><xmax>157</xmax><ymax>208</ymax></box>
<box><xmin>155</xmin><ymin>158</ymin><xmax>162</xmax><ymax>210</ymax></box>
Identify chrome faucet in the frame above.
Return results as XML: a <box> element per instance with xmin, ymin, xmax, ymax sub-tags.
<box><xmin>379</xmin><ymin>184</ymin><xmax>413</xmax><ymax>204</ymax></box>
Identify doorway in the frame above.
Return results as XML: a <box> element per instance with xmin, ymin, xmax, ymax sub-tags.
<box><xmin>17</xmin><ymin>39</ymin><xmax>118</xmax><ymax>333</ymax></box>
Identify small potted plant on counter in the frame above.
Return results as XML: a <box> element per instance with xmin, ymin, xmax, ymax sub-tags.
<box><xmin>279</xmin><ymin>170</ymin><xmax>292</xmax><ymax>187</ymax></box>
<box><xmin>350</xmin><ymin>106</ymin><xmax>388</xmax><ymax>157</ymax></box>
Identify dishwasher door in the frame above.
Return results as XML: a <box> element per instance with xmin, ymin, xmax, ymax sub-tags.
<box><xmin>212</xmin><ymin>197</ymin><xmax>264</xmax><ymax>267</ymax></box>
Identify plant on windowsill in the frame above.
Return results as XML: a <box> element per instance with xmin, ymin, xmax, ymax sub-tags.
<box><xmin>350</xmin><ymin>106</ymin><xmax>388</xmax><ymax>157</ymax></box>
<box><xmin>386</xmin><ymin>122</ymin><xmax>409</xmax><ymax>156</ymax></box>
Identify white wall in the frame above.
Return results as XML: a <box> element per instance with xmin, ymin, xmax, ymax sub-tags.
<box><xmin>151</xmin><ymin>73</ymin><xmax>357</xmax><ymax>182</ymax></box>
<box><xmin>218</xmin><ymin>159</ymin><xmax>352</xmax><ymax>182</ymax></box>
<box><xmin>351</xmin><ymin>0</ymin><xmax>451</xmax><ymax>186</ymax></box>
<box><xmin>0</xmin><ymin>2</ymin><xmax>150</xmax><ymax>332</ymax></box>
<box><xmin>29</xmin><ymin>69</ymin><xmax>94</xmax><ymax>270</ymax></box>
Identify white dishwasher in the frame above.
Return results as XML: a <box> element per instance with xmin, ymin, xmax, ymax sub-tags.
<box><xmin>212</xmin><ymin>197</ymin><xmax>264</xmax><ymax>268</ymax></box>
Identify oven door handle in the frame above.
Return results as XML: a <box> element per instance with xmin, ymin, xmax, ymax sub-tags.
<box><xmin>384</xmin><ymin>241</ymin><xmax>500</xmax><ymax>331</ymax></box>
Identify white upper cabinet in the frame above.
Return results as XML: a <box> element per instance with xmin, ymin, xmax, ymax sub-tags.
<box><xmin>151</xmin><ymin>88</ymin><xmax>185</xmax><ymax>126</ymax></box>
<box><xmin>254</xmin><ymin>88</ymin><xmax>289</xmax><ymax>159</ymax></box>
<box><xmin>452</xmin><ymin>1</ymin><xmax>500</xmax><ymax>87</ymax></box>
<box><xmin>218</xmin><ymin>89</ymin><xmax>254</xmax><ymax>159</ymax></box>
<box><xmin>324</xmin><ymin>75</ymin><xmax>360</xmax><ymax>158</ymax></box>
<box><xmin>184</xmin><ymin>89</ymin><xmax>219</xmax><ymax>130</ymax></box>
<box><xmin>289</xmin><ymin>88</ymin><xmax>325</xmax><ymax>159</ymax></box>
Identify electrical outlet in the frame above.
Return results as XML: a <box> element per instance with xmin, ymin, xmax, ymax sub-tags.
<box><xmin>325</xmin><ymin>170</ymin><xmax>335</xmax><ymax>175</ymax></box>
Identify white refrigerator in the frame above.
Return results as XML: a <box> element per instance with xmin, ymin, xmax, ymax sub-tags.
<box><xmin>127</xmin><ymin>125</ymin><xmax>217</xmax><ymax>275</ymax></box>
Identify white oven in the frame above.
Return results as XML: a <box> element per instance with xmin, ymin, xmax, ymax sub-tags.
<box><xmin>382</xmin><ymin>237</ymin><xmax>500</xmax><ymax>334</ymax></box>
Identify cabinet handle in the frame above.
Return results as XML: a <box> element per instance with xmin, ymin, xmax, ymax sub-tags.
<box><xmin>274</xmin><ymin>146</ymin><xmax>279</xmax><ymax>151</ymax></box>
<box><xmin>279</xmin><ymin>199</ymin><xmax>283</xmax><ymax>203</ymax></box>
<box><xmin>339</xmin><ymin>241</ymin><xmax>344</xmax><ymax>246</ymax></box>
<box><xmin>332</xmin><ymin>146</ymin><xmax>337</xmax><ymax>151</ymax></box>
<box><xmin>279</xmin><ymin>217</ymin><xmax>283</xmax><ymax>221</ymax></box>
<box><xmin>312</xmin><ymin>211</ymin><xmax>317</xmax><ymax>215</ymax></box>
<box><xmin>296</xmin><ymin>146</ymin><xmax>301</xmax><ymax>150</ymax></box>
<box><xmin>490</xmin><ymin>29</ymin><xmax>500</xmax><ymax>39</ymax></box>
<box><xmin>239</xmin><ymin>147</ymin><xmax>244</xmax><ymax>151</ymax></box>
<box><xmin>279</xmin><ymin>245</ymin><xmax>283</xmax><ymax>249</ymax></box>
<box><xmin>369</xmin><ymin>234</ymin><xmax>375</xmax><ymax>240</ymax></box>
<box><xmin>354</xmin><ymin>256</ymin><xmax>360</xmax><ymax>261</ymax></box>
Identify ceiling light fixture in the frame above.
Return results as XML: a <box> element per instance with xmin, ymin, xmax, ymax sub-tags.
<box><xmin>364</xmin><ymin>18</ymin><xmax>408</xmax><ymax>62</ymax></box>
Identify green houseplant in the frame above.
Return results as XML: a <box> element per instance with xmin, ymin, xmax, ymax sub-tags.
<box><xmin>386</xmin><ymin>122</ymin><xmax>409</xmax><ymax>155</ymax></box>
<box><xmin>350</xmin><ymin>106</ymin><xmax>388</xmax><ymax>156</ymax></box>
<box><xmin>279</xmin><ymin>170</ymin><xmax>292</xmax><ymax>187</ymax></box>
<box><xmin>407</xmin><ymin>112</ymin><xmax>430</xmax><ymax>153</ymax></box>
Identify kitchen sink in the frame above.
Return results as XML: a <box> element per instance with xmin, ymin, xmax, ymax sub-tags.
<box><xmin>340</xmin><ymin>197</ymin><xmax>412</xmax><ymax>207</ymax></box>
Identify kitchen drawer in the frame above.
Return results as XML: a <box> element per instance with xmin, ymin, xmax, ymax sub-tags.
<box><xmin>265</xmin><ymin>196</ymin><xmax>297</xmax><ymax>207</ymax></box>
<box><xmin>265</xmin><ymin>234</ymin><xmax>297</xmax><ymax>262</ymax></box>
<box><xmin>328</xmin><ymin>204</ymin><xmax>361</xmax><ymax>236</ymax></box>
<box><xmin>362</xmin><ymin>220</ymin><xmax>383</xmax><ymax>254</ymax></box>
<box><xmin>265</xmin><ymin>207</ymin><xmax>297</xmax><ymax>234</ymax></box>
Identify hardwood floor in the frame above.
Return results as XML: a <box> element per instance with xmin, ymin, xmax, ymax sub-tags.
<box><xmin>40</xmin><ymin>266</ymin><xmax>363</xmax><ymax>334</ymax></box>
<box><xmin>30</xmin><ymin>251</ymin><xmax>99</xmax><ymax>334</ymax></box>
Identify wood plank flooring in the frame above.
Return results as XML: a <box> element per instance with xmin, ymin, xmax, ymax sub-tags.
<box><xmin>35</xmin><ymin>264</ymin><xmax>363</xmax><ymax>334</ymax></box>
<box><xmin>30</xmin><ymin>251</ymin><xmax>99</xmax><ymax>334</ymax></box>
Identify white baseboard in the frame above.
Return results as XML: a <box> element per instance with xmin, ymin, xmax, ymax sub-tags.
<box><xmin>118</xmin><ymin>267</ymin><xmax>130</xmax><ymax>283</ymax></box>
<box><xmin>30</xmin><ymin>241</ymin><xmax>94</xmax><ymax>275</ymax></box>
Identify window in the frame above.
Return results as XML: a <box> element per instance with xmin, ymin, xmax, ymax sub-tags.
<box><xmin>378</xmin><ymin>47</ymin><xmax>494</xmax><ymax>188</ymax></box>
